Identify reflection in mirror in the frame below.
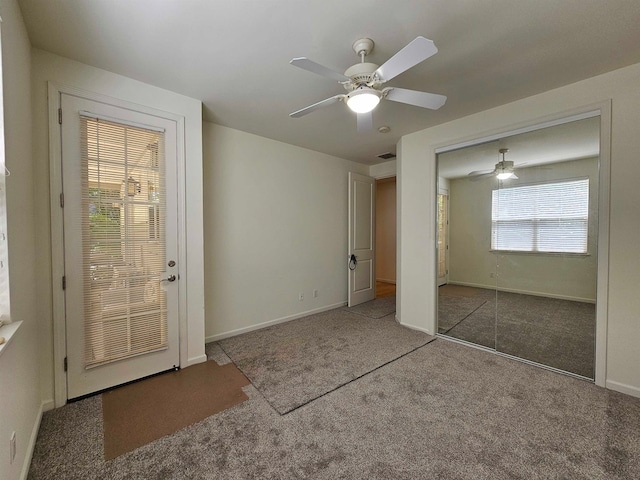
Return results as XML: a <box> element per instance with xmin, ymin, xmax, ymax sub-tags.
<box><xmin>436</xmin><ymin>116</ymin><xmax>599</xmax><ymax>379</ymax></box>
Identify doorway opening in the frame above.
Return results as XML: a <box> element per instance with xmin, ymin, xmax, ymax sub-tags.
<box><xmin>375</xmin><ymin>176</ymin><xmax>396</xmax><ymax>299</ymax></box>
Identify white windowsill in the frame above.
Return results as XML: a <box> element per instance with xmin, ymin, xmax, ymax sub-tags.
<box><xmin>0</xmin><ymin>320</ymin><xmax>22</xmax><ymax>359</ymax></box>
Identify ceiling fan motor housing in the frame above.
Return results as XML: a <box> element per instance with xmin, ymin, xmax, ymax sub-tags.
<box><xmin>343</xmin><ymin>62</ymin><xmax>380</xmax><ymax>90</ymax></box>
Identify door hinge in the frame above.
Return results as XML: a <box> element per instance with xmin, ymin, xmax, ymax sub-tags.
<box><xmin>64</xmin><ymin>357</ymin><xmax>68</xmax><ymax>372</ymax></box>
<box><xmin>62</xmin><ymin>275</ymin><xmax>66</xmax><ymax>290</ymax></box>
<box><xmin>59</xmin><ymin>192</ymin><xmax>64</xmax><ymax>208</ymax></box>
<box><xmin>58</xmin><ymin>108</ymin><xmax>62</xmax><ymax>125</ymax></box>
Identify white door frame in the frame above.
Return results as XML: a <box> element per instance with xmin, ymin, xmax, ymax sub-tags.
<box><xmin>48</xmin><ymin>82</ymin><xmax>189</xmax><ymax>407</ymax></box>
<box><xmin>431</xmin><ymin>102</ymin><xmax>611</xmax><ymax>387</ymax></box>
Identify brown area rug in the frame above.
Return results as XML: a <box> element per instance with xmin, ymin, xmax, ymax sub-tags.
<box><xmin>102</xmin><ymin>361</ymin><xmax>249</xmax><ymax>459</ymax></box>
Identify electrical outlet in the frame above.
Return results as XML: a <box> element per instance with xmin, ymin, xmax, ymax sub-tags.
<box><xmin>10</xmin><ymin>431</ymin><xmax>16</xmax><ymax>464</ymax></box>
<box><xmin>298</xmin><ymin>292</ymin><xmax>304</xmax><ymax>301</ymax></box>
<box><xmin>313</xmin><ymin>289</ymin><xmax>318</xmax><ymax>298</ymax></box>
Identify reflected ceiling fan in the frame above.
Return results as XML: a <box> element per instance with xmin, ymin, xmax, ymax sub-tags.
<box><xmin>468</xmin><ymin>148</ymin><xmax>524</xmax><ymax>181</ymax></box>
<box><xmin>289</xmin><ymin>36</ymin><xmax>446</xmax><ymax>131</ymax></box>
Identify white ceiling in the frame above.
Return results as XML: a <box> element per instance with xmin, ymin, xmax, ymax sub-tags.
<box><xmin>437</xmin><ymin>116</ymin><xmax>600</xmax><ymax>179</ymax></box>
<box><xmin>18</xmin><ymin>0</ymin><xmax>640</xmax><ymax>165</ymax></box>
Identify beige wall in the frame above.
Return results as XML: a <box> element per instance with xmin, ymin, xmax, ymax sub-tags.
<box><xmin>31</xmin><ymin>49</ymin><xmax>205</xmax><ymax>407</ymax></box>
<box><xmin>375</xmin><ymin>178</ymin><xmax>396</xmax><ymax>283</ymax></box>
<box><xmin>399</xmin><ymin>61</ymin><xmax>640</xmax><ymax>397</ymax></box>
<box><xmin>0</xmin><ymin>0</ymin><xmax>41</xmax><ymax>478</ymax></box>
<box><xmin>203</xmin><ymin>122</ymin><xmax>368</xmax><ymax>340</ymax></box>
<box><xmin>447</xmin><ymin>157</ymin><xmax>598</xmax><ymax>302</ymax></box>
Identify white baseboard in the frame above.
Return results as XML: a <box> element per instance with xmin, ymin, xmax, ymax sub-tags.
<box><xmin>376</xmin><ymin>278</ymin><xmax>396</xmax><ymax>285</ymax></box>
<box><xmin>448</xmin><ymin>281</ymin><xmax>596</xmax><ymax>304</ymax></box>
<box><xmin>187</xmin><ymin>354</ymin><xmax>208</xmax><ymax>367</ymax></box>
<box><xmin>205</xmin><ymin>301</ymin><xmax>348</xmax><ymax>343</ymax></box>
<box><xmin>20</xmin><ymin>400</ymin><xmax>45</xmax><ymax>480</ymax></box>
<box><xmin>41</xmin><ymin>399</ymin><xmax>55</xmax><ymax>412</ymax></box>
<box><xmin>399</xmin><ymin>321</ymin><xmax>433</xmax><ymax>336</ymax></box>
<box><xmin>606</xmin><ymin>380</ymin><xmax>640</xmax><ymax>399</ymax></box>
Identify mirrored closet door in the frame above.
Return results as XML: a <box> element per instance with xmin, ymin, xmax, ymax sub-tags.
<box><xmin>436</xmin><ymin>116</ymin><xmax>599</xmax><ymax>379</ymax></box>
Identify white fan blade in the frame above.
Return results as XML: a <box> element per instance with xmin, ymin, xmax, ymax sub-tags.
<box><xmin>290</xmin><ymin>95</ymin><xmax>344</xmax><ymax>118</ymax></box>
<box><xmin>468</xmin><ymin>169</ymin><xmax>494</xmax><ymax>176</ymax></box>
<box><xmin>357</xmin><ymin>112</ymin><xmax>373</xmax><ymax>132</ymax></box>
<box><xmin>290</xmin><ymin>57</ymin><xmax>350</xmax><ymax>82</ymax></box>
<box><xmin>469</xmin><ymin>172</ymin><xmax>494</xmax><ymax>182</ymax></box>
<box><xmin>374</xmin><ymin>36</ymin><xmax>438</xmax><ymax>83</ymax></box>
<box><xmin>386</xmin><ymin>87</ymin><xmax>446</xmax><ymax>110</ymax></box>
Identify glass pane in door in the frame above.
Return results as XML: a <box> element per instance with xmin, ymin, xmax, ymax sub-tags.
<box><xmin>81</xmin><ymin>116</ymin><xmax>168</xmax><ymax>368</ymax></box>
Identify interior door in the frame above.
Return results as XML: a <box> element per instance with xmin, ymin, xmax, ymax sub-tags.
<box><xmin>348</xmin><ymin>172</ymin><xmax>375</xmax><ymax>306</ymax></box>
<box><xmin>60</xmin><ymin>93</ymin><xmax>180</xmax><ymax>399</ymax></box>
<box><xmin>437</xmin><ymin>191</ymin><xmax>449</xmax><ymax>286</ymax></box>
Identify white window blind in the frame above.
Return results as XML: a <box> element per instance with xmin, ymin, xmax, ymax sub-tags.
<box><xmin>491</xmin><ymin>178</ymin><xmax>589</xmax><ymax>254</ymax></box>
<box><xmin>81</xmin><ymin>115</ymin><xmax>168</xmax><ymax>368</ymax></box>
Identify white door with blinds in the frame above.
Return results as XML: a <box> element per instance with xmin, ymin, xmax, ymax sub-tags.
<box><xmin>60</xmin><ymin>94</ymin><xmax>180</xmax><ymax>399</ymax></box>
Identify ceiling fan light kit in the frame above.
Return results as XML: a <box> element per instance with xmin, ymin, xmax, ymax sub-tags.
<box><xmin>346</xmin><ymin>87</ymin><xmax>381</xmax><ymax>113</ymax></box>
<box><xmin>289</xmin><ymin>36</ymin><xmax>446</xmax><ymax>130</ymax></box>
<box><xmin>468</xmin><ymin>148</ymin><xmax>520</xmax><ymax>181</ymax></box>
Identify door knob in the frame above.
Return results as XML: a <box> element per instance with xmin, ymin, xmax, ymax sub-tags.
<box><xmin>162</xmin><ymin>275</ymin><xmax>176</xmax><ymax>282</ymax></box>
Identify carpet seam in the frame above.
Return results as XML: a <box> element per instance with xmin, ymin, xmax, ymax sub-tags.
<box><xmin>439</xmin><ymin>300</ymin><xmax>488</xmax><ymax>335</ymax></box>
<box><xmin>279</xmin><ymin>336</ymin><xmax>437</xmax><ymax>416</ymax></box>
<box><xmin>218</xmin><ymin>337</ymin><xmax>437</xmax><ymax>416</ymax></box>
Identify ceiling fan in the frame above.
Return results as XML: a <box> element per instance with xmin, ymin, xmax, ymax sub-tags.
<box><xmin>468</xmin><ymin>148</ymin><xmax>524</xmax><ymax>181</ymax></box>
<box><xmin>289</xmin><ymin>36</ymin><xmax>447</xmax><ymax>131</ymax></box>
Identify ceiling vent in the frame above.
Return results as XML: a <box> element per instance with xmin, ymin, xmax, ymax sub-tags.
<box><xmin>377</xmin><ymin>152</ymin><xmax>396</xmax><ymax>160</ymax></box>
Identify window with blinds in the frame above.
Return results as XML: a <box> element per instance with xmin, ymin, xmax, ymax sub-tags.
<box><xmin>81</xmin><ymin>115</ymin><xmax>168</xmax><ymax>368</ymax></box>
<box><xmin>491</xmin><ymin>178</ymin><xmax>589</xmax><ymax>254</ymax></box>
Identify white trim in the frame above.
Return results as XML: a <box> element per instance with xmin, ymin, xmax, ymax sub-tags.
<box><xmin>0</xmin><ymin>320</ymin><xmax>22</xmax><ymax>358</ymax></box>
<box><xmin>205</xmin><ymin>302</ymin><xmax>347</xmax><ymax>343</ymax></box>
<box><xmin>447</xmin><ymin>281</ymin><xmax>596</xmax><ymax>304</ymax></box>
<box><xmin>48</xmin><ymin>82</ymin><xmax>189</xmax><ymax>406</ymax></box>
<box><xmin>42</xmin><ymin>399</ymin><xmax>55</xmax><ymax>412</ymax></box>
<box><xmin>186</xmin><ymin>354</ymin><xmax>208</xmax><ymax>366</ymax></box>
<box><xmin>78</xmin><ymin>110</ymin><xmax>165</xmax><ymax>132</ymax></box>
<box><xmin>605</xmin><ymin>380</ymin><xmax>640</xmax><ymax>399</ymax></box>
<box><xmin>594</xmin><ymin>100</ymin><xmax>611</xmax><ymax>388</ymax></box>
<box><xmin>399</xmin><ymin>321</ymin><xmax>433</xmax><ymax>336</ymax></box>
<box><xmin>434</xmin><ymin>110</ymin><xmax>600</xmax><ymax>154</ymax></box>
<box><xmin>19</xmin><ymin>401</ymin><xmax>45</xmax><ymax>480</ymax></box>
<box><xmin>48</xmin><ymin>82</ymin><xmax>66</xmax><ymax>408</ymax></box>
<box><xmin>372</xmin><ymin>173</ymin><xmax>397</xmax><ymax>180</ymax></box>
<box><xmin>432</xmin><ymin>101</ymin><xmax>611</xmax><ymax>388</ymax></box>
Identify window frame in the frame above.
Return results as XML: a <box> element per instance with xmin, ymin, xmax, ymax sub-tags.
<box><xmin>490</xmin><ymin>177</ymin><xmax>590</xmax><ymax>255</ymax></box>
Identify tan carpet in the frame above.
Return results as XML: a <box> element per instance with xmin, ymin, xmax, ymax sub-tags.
<box><xmin>218</xmin><ymin>307</ymin><xmax>432</xmax><ymax>414</ymax></box>
<box><xmin>102</xmin><ymin>360</ymin><xmax>249</xmax><ymax>459</ymax></box>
